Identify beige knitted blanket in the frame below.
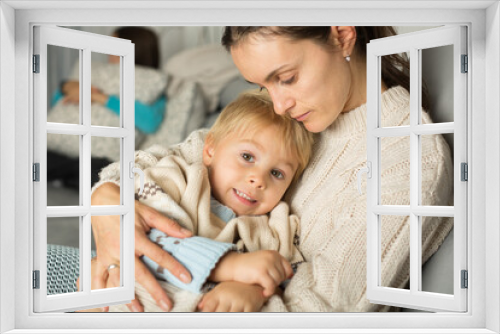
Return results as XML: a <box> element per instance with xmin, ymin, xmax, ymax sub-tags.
<box><xmin>96</xmin><ymin>86</ymin><xmax>453</xmax><ymax>312</ymax></box>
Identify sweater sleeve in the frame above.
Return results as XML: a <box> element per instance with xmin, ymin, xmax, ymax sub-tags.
<box><xmin>106</xmin><ymin>95</ymin><xmax>166</xmax><ymax>134</ymax></box>
<box><xmin>142</xmin><ymin>229</ymin><xmax>235</xmax><ymax>294</ymax></box>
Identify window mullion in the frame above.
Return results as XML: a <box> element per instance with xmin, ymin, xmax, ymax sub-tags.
<box><xmin>121</xmin><ymin>51</ymin><xmax>135</xmax><ymax>293</ymax></box>
<box><xmin>409</xmin><ymin>47</ymin><xmax>421</xmax><ymax>294</ymax></box>
<box><xmin>81</xmin><ymin>47</ymin><xmax>92</xmax><ymax>294</ymax></box>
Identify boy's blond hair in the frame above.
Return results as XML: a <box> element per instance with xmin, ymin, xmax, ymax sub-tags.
<box><xmin>208</xmin><ymin>89</ymin><xmax>314</xmax><ymax>183</ymax></box>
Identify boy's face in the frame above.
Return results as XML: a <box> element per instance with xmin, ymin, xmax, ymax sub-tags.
<box><xmin>203</xmin><ymin>125</ymin><xmax>298</xmax><ymax>216</ymax></box>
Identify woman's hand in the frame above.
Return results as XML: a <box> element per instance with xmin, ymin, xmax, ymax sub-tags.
<box><xmin>197</xmin><ymin>282</ymin><xmax>268</xmax><ymax>312</ymax></box>
<box><xmin>209</xmin><ymin>250</ymin><xmax>292</xmax><ymax>297</ymax></box>
<box><xmin>90</xmin><ymin>182</ymin><xmax>193</xmax><ymax>312</ymax></box>
<box><xmin>61</xmin><ymin>80</ymin><xmax>108</xmax><ymax>105</ymax></box>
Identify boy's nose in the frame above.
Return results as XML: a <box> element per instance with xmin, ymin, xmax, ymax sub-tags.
<box><xmin>248</xmin><ymin>173</ymin><xmax>266</xmax><ymax>189</ymax></box>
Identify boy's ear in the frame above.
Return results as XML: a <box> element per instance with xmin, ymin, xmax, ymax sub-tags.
<box><xmin>202</xmin><ymin>134</ymin><xmax>216</xmax><ymax>167</ymax></box>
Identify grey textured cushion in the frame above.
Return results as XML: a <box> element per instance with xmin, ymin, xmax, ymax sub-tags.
<box><xmin>139</xmin><ymin>81</ymin><xmax>206</xmax><ymax>150</ymax></box>
<box><xmin>219</xmin><ymin>76</ymin><xmax>258</xmax><ymax>109</ymax></box>
<box><xmin>47</xmin><ymin>244</ymin><xmax>96</xmax><ymax>295</ymax></box>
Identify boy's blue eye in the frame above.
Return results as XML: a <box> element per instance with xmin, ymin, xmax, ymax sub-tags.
<box><xmin>241</xmin><ymin>153</ymin><xmax>254</xmax><ymax>162</ymax></box>
<box><xmin>271</xmin><ymin>169</ymin><xmax>284</xmax><ymax>179</ymax></box>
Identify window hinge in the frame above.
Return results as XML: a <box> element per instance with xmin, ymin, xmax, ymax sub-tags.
<box><xmin>461</xmin><ymin>54</ymin><xmax>468</xmax><ymax>73</ymax></box>
<box><xmin>461</xmin><ymin>270</ymin><xmax>468</xmax><ymax>289</ymax></box>
<box><xmin>33</xmin><ymin>270</ymin><xmax>40</xmax><ymax>289</ymax></box>
<box><xmin>33</xmin><ymin>54</ymin><xmax>40</xmax><ymax>73</ymax></box>
<box><xmin>461</xmin><ymin>162</ymin><xmax>468</xmax><ymax>181</ymax></box>
<box><xmin>33</xmin><ymin>163</ymin><xmax>40</xmax><ymax>182</ymax></box>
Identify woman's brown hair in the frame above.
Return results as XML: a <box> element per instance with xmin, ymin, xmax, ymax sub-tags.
<box><xmin>221</xmin><ymin>26</ymin><xmax>430</xmax><ymax>111</ymax></box>
<box><xmin>115</xmin><ymin>27</ymin><xmax>160</xmax><ymax>69</ymax></box>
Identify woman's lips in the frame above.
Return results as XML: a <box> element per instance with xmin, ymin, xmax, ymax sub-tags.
<box><xmin>294</xmin><ymin>111</ymin><xmax>311</xmax><ymax>122</ymax></box>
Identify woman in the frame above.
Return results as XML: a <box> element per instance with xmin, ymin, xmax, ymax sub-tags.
<box><xmin>89</xmin><ymin>26</ymin><xmax>453</xmax><ymax>312</ymax></box>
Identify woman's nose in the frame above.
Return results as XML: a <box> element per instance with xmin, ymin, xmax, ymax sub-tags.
<box><xmin>269</xmin><ymin>89</ymin><xmax>295</xmax><ymax>115</ymax></box>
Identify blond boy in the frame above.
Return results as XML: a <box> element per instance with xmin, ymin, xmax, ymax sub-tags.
<box><xmin>111</xmin><ymin>90</ymin><xmax>313</xmax><ymax>312</ymax></box>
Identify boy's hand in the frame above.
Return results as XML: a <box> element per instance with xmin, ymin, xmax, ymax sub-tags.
<box><xmin>197</xmin><ymin>281</ymin><xmax>267</xmax><ymax>312</ymax></box>
<box><xmin>209</xmin><ymin>250</ymin><xmax>292</xmax><ymax>297</ymax></box>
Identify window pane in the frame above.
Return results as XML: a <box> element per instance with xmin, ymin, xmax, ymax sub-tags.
<box><xmin>381</xmin><ymin>136</ymin><xmax>410</xmax><ymax>205</ymax></box>
<box><xmin>381</xmin><ymin>52</ymin><xmax>410</xmax><ymax>128</ymax></box>
<box><xmin>47</xmin><ymin>217</ymin><xmax>80</xmax><ymax>295</ymax></box>
<box><xmin>91</xmin><ymin>52</ymin><xmax>121</xmax><ymax>128</ymax></box>
<box><xmin>91</xmin><ymin>216</ymin><xmax>121</xmax><ymax>290</ymax></box>
<box><xmin>421</xmin><ymin>134</ymin><xmax>454</xmax><ymax>206</ymax></box>
<box><xmin>47</xmin><ymin>44</ymin><xmax>80</xmax><ymax>124</ymax></box>
<box><xmin>91</xmin><ymin>136</ymin><xmax>121</xmax><ymax>202</ymax></box>
<box><xmin>47</xmin><ymin>134</ymin><xmax>80</xmax><ymax>205</ymax></box>
<box><xmin>421</xmin><ymin>217</ymin><xmax>454</xmax><ymax>294</ymax></box>
<box><xmin>421</xmin><ymin>45</ymin><xmax>454</xmax><ymax>124</ymax></box>
<box><xmin>380</xmin><ymin>215</ymin><xmax>410</xmax><ymax>290</ymax></box>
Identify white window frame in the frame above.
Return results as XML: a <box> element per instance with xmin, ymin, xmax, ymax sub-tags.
<box><xmin>365</xmin><ymin>26</ymin><xmax>467</xmax><ymax>312</ymax></box>
<box><xmin>32</xmin><ymin>25</ymin><xmax>136</xmax><ymax>312</ymax></box>
<box><xmin>1</xmin><ymin>1</ymin><xmax>498</xmax><ymax>333</ymax></box>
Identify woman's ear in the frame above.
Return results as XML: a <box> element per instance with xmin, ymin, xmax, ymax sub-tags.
<box><xmin>330</xmin><ymin>26</ymin><xmax>357</xmax><ymax>58</ymax></box>
<box><xmin>202</xmin><ymin>134</ymin><xmax>216</xmax><ymax>167</ymax></box>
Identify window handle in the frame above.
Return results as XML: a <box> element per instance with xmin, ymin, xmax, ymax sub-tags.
<box><xmin>129</xmin><ymin>162</ymin><xmax>145</xmax><ymax>195</ymax></box>
<box><xmin>357</xmin><ymin>161</ymin><xmax>372</xmax><ymax>195</ymax></box>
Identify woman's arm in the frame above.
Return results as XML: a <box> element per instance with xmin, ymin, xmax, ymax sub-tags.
<box><xmin>91</xmin><ymin>182</ymin><xmax>193</xmax><ymax>312</ymax></box>
<box><xmin>92</xmin><ymin>137</ymin><xmax>239</xmax><ymax>310</ymax></box>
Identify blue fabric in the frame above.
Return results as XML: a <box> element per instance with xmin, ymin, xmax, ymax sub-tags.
<box><xmin>210</xmin><ymin>197</ymin><xmax>236</xmax><ymax>223</ymax></box>
<box><xmin>51</xmin><ymin>90</ymin><xmax>64</xmax><ymax>108</ymax></box>
<box><xmin>143</xmin><ymin>231</ymin><xmax>235</xmax><ymax>294</ymax></box>
<box><xmin>106</xmin><ymin>95</ymin><xmax>166</xmax><ymax>134</ymax></box>
<box><xmin>51</xmin><ymin>89</ymin><xmax>166</xmax><ymax>134</ymax></box>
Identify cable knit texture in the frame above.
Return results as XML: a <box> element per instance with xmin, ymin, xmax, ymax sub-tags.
<box><xmin>94</xmin><ymin>86</ymin><xmax>453</xmax><ymax>312</ymax></box>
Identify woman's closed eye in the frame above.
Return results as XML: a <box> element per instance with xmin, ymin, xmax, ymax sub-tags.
<box><xmin>279</xmin><ymin>75</ymin><xmax>295</xmax><ymax>86</ymax></box>
<box><xmin>271</xmin><ymin>169</ymin><xmax>284</xmax><ymax>180</ymax></box>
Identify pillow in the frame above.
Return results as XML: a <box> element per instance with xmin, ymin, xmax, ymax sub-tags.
<box><xmin>163</xmin><ymin>44</ymin><xmax>240</xmax><ymax>113</ymax></box>
<box><xmin>70</xmin><ymin>62</ymin><xmax>167</xmax><ymax>104</ymax></box>
<box><xmin>139</xmin><ymin>81</ymin><xmax>207</xmax><ymax>150</ymax></box>
<box><xmin>47</xmin><ymin>101</ymin><xmax>144</xmax><ymax>162</ymax></box>
<box><xmin>219</xmin><ymin>76</ymin><xmax>259</xmax><ymax>110</ymax></box>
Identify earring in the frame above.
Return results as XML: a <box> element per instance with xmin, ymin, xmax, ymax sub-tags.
<box><xmin>345</xmin><ymin>55</ymin><xmax>351</xmax><ymax>62</ymax></box>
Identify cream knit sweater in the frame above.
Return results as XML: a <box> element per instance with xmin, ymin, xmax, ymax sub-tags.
<box><xmin>97</xmin><ymin>86</ymin><xmax>453</xmax><ymax>312</ymax></box>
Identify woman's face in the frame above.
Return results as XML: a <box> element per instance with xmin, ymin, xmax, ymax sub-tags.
<box><xmin>231</xmin><ymin>30</ymin><xmax>356</xmax><ymax>133</ymax></box>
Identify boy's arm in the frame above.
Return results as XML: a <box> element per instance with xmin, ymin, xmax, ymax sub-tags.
<box><xmin>197</xmin><ymin>281</ymin><xmax>271</xmax><ymax>312</ymax></box>
<box><xmin>208</xmin><ymin>250</ymin><xmax>293</xmax><ymax>297</ymax></box>
<box><xmin>205</xmin><ymin>202</ymin><xmax>302</xmax><ymax>296</ymax></box>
